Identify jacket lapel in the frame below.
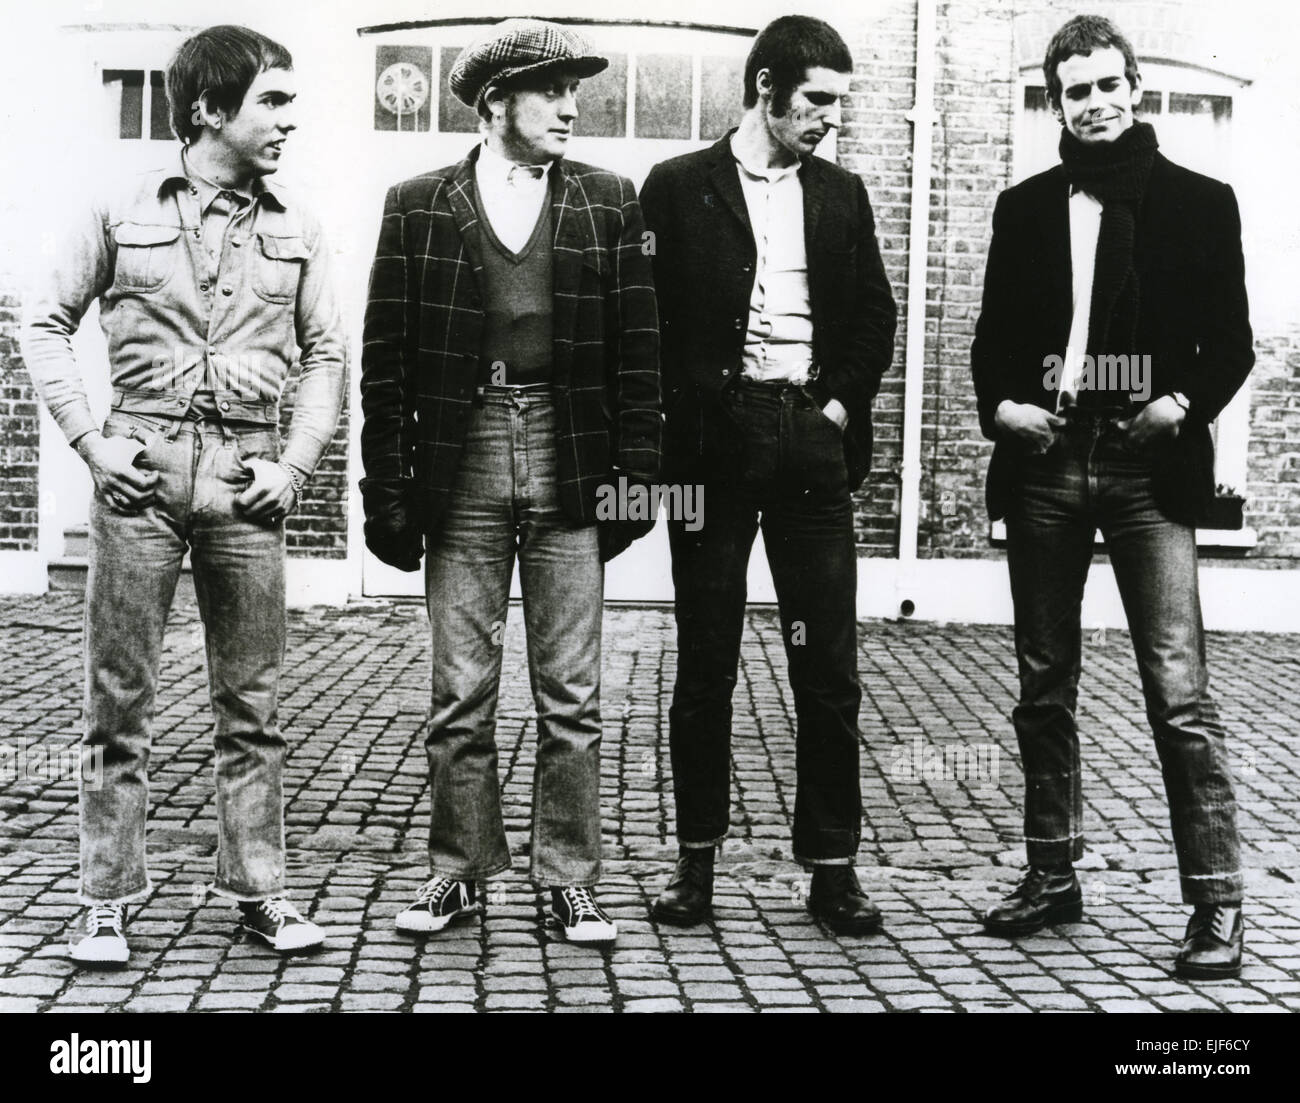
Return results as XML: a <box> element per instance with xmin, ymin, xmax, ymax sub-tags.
<box><xmin>800</xmin><ymin>156</ymin><xmax>825</xmax><ymax>260</ymax></box>
<box><xmin>1043</xmin><ymin>168</ymin><xmax>1073</xmax><ymax>347</ymax></box>
<box><xmin>446</xmin><ymin>149</ymin><xmax>486</xmax><ymax>281</ymax></box>
<box><xmin>706</xmin><ymin>138</ymin><xmax>752</xmax><ymax>238</ymax></box>
<box><xmin>550</xmin><ymin>162</ymin><xmax>592</xmax><ymax>386</ymax></box>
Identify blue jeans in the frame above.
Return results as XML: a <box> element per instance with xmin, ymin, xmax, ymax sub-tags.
<box><xmin>1005</xmin><ymin>414</ymin><xmax>1242</xmax><ymax>904</ymax></box>
<box><xmin>667</xmin><ymin>381</ymin><xmax>862</xmax><ymax>864</ymax></box>
<box><xmin>422</xmin><ymin>387</ymin><xmax>604</xmax><ymax>887</ymax></box>
<box><xmin>82</xmin><ymin>409</ymin><xmax>287</xmax><ymax>903</ymax></box>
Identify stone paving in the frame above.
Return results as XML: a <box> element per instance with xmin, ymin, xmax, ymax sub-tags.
<box><xmin>1</xmin><ymin>592</ymin><xmax>1298</xmax><ymax>1013</ymax></box>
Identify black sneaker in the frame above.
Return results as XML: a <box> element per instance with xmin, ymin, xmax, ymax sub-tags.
<box><xmin>551</xmin><ymin>886</ymin><xmax>617</xmax><ymax>944</ymax></box>
<box><xmin>238</xmin><ymin>897</ymin><xmax>325</xmax><ymax>954</ymax></box>
<box><xmin>68</xmin><ymin>903</ymin><xmax>130</xmax><ymax>968</ymax></box>
<box><xmin>394</xmin><ymin>877</ymin><xmax>481</xmax><ymax>934</ymax></box>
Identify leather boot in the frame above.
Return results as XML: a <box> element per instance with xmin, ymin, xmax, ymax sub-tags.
<box><xmin>807</xmin><ymin>866</ymin><xmax>882</xmax><ymax>935</ymax></box>
<box><xmin>982</xmin><ymin>864</ymin><xmax>1082</xmax><ymax>937</ymax></box>
<box><xmin>1174</xmin><ymin>904</ymin><xmax>1243</xmax><ymax>980</ymax></box>
<box><xmin>650</xmin><ymin>847</ymin><xmax>714</xmax><ymax>926</ymax></box>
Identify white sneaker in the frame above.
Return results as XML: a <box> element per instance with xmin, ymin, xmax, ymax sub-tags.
<box><xmin>69</xmin><ymin>903</ymin><xmax>130</xmax><ymax>968</ymax></box>
<box><xmin>238</xmin><ymin>897</ymin><xmax>325</xmax><ymax>954</ymax></box>
<box><xmin>395</xmin><ymin>877</ymin><xmax>481</xmax><ymax>934</ymax></box>
<box><xmin>551</xmin><ymin>886</ymin><xmax>617</xmax><ymax>944</ymax></box>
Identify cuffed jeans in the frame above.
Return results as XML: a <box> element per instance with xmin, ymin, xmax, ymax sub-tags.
<box><xmin>82</xmin><ymin>409</ymin><xmax>287</xmax><ymax>904</ymax></box>
<box><xmin>1005</xmin><ymin>415</ymin><xmax>1242</xmax><ymax>904</ymax></box>
<box><xmin>668</xmin><ymin>381</ymin><xmax>863</xmax><ymax>864</ymax></box>
<box><xmin>422</xmin><ymin>387</ymin><xmax>604</xmax><ymax>887</ymax></box>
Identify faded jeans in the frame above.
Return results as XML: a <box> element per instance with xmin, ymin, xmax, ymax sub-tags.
<box><xmin>82</xmin><ymin>408</ymin><xmax>287</xmax><ymax>904</ymax></box>
<box><xmin>422</xmin><ymin>387</ymin><xmax>604</xmax><ymax>887</ymax></box>
<box><xmin>1005</xmin><ymin>413</ymin><xmax>1242</xmax><ymax>904</ymax></box>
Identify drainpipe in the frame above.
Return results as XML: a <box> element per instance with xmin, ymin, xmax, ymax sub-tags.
<box><xmin>895</xmin><ymin>0</ymin><xmax>937</xmax><ymax>616</ymax></box>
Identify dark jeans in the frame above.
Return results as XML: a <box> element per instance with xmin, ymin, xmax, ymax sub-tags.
<box><xmin>422</xmin><ymin>388</ymin><xmax>604</xmax><ymax>887</ymax></box>
<box><xmin>1005</xmin><ymin>415</ymin><xmax>1242</xmax><ymax>904</ymax></box>
<box><xmin>83</xmin><ymin>409</ymin><xmax>287</xmax><ymax>903</ymax></box>
<box><xmin>668</xmin><ymin>381</ymin><xmax>862</xmax><ymax>864</ymax></box>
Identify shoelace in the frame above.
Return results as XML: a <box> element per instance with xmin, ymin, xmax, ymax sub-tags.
<box><xmin>413</xmin><ymin>878</ymin><xmax>458</xmax><ymax>908</ymax></box>
<box><xmin>88</xmin><ymin>903</ymin><xmax>124</xmax><ymax>935</ymax></box>
<box><xmin>1192</xmin><ymin>905</ymin><xmax>1237</xmax><ymax>942</ymax></box>
<box><xmin>258</xmin><ymin>897</ymin><xmax>305</xmax><ymax>925</ymax></box>
<box><xmin>563</xmin><ymin>887</ymin><xmax>604</xmax><ymax>922</ymax></box>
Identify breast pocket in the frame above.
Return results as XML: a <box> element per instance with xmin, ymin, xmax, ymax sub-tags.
<box><xmin>253</xmin><ymin>233</ymin><xmax>309</xmax><ymax>303</ymax></box>
<box><xmin>113</xmin><ymin>223</ymin><xmax>182</xmax><ymax>293</ymax></box>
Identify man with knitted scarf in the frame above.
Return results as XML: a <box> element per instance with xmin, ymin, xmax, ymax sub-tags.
<box><xmin>971</xmin><ymin>15</ymin><xmax>1254</xmax><ymax>979</ymax></box>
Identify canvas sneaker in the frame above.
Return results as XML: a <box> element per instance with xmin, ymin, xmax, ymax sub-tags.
<box><xmin>238</xmin><ymin>897</ymin><xmax>325</xmax><ymax>954</ymax></box>
<box><xmin>68</xmin><ymin>903</ymin><xmax>130</xmax><ymax>967</ymax></box>
<box><xmin>551</xmin><ymin>886</ymin><xmax>617</xmax><ymax>944</ymax></box>
<box><xmin>395</xmin><ymin>877</ymin><xmax>482</xmax><ymax>934</ymax></box>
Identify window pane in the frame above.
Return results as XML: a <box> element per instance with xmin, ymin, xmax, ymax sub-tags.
<box><xmin>376</xmin><ymin>45</ymin><xmax>433</xmax><ymax>132</ymax></box>
<box><xmin>1138</xmin><ymin>89</ymin><xmax>1162</xmax><ymax>116</ymax></box>
<box><xmin>1169</xmin><ymin>92</ymin><xmax>1232</xmax><ymax>121</ymax></box>
<box><xmin>149</xmin><ymin>70</ymin><xmax>173</xmax><ymax>140</ymax></box>
<box><xmin>576</xmin><ymin>53</ymin><xmax>626</xmax><ymax>138</ymax></box>
<box><xmin>700</xmin><ymin>55</ymin><xmax>744</xmax><ymax>140</ymax></box>
<box><xmin>635</xmin><ymin>53</ymin><xmax>691</xmax><ymax>139</ymax></box>
<box><xmin>104</xmin><ymin>69</ymin><xmax>143</xmax><ymax>139</ymax></box>
<box><xmin>437</xmin><ymin>46</ymin><xmax>479</xmax><ymax>134</ymax></box>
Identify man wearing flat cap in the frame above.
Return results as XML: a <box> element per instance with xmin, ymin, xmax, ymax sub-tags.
<box><xmin>360</xmin><ymin>19</ymin><xmax>661</xmax><ymax>946</ymax></box>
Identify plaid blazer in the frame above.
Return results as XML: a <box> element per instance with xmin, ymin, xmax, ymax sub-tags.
<box><xmin>360</xmin><ymin>146</ymin><xmax>661</xmax><ymax>536</ymax></box>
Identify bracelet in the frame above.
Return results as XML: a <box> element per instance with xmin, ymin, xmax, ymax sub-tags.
<box><xmin>277</xmin><ymin>462</ymin><xmax>304</xmax><ymax>511</ymax></box>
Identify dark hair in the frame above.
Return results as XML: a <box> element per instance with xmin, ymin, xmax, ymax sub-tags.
<box><xmin>1042</xmin><ymin>14</ymin><xmax>1139</xmax><ymax>112</ymax></box>
<box><xmin>743</xmin><ymin>15</ymin><xmax>852</xmax><ymax>114</ymax></box>
<box><xmin>166</xmin><ymin>25</ymin><xmax>292</xmax><ymax>144</ymax></box>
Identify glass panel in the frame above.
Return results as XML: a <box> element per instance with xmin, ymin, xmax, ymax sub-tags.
<box><xmin>1138</xmin><ymin>89</ymin><xmax>1162</xmax><ymax>116</ymax></box>
<box><xmin>373</xmin><ymin>45</ymin><xmax>434</xmax><ymax>132</ymax></box>
<box><xmin>576</xmin><ymin>52</ymin><xmax>626</xmax><ymax>138</ymax></box>
<box><xmin>104</xmin><ymin>69</ymin><xmax>144</xmax><ymax>140</ymax></box>
<box><xmin>149</xmin><ymin>70</ymin><xmax>173</xmax><ymax>140</ymax></box>
<box><xmin>1169</xmin><ymin>92</ymin><xmax>1232</xmax><ymax>121</ymax></box>
<box><xmin>437</xmin><ymin>46</ymin><xmax>479</xmax><ymax>134</ymax></box>
<box><xmin>699</xmin><ymin>55</ymin><xmax>744</xmax><ymax>140</ymax></box>
<box><xmin>635</xmin><ymin>53</ymin><xmax>691</xmax><ymax>139</ymax></box>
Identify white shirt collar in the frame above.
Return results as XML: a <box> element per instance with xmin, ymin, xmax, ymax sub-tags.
<box><xmin>477</xmin><ymin>139</ymin><xmax>553</xmax><ymax>189</ymax></box>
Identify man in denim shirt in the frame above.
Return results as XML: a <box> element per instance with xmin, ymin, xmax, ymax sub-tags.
<box><xmin>21</xmin><ymin>25</ymin><xmax>346</xmax><ymax>966</ymax></box>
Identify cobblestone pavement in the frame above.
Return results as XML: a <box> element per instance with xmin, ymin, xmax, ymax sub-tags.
<box><xmin>1</xmin><ymin>593</ymin><xmax>1298</xmax><ymax>1013</ymax></box>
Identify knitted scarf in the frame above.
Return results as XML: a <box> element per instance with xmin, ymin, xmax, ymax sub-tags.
<box><xmin>1058</xmin><ymin>121</ymin><xmax>1159</xmax><ymax>401</ymax></box>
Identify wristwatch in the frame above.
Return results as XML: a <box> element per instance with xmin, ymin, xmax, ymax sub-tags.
<box><xmin>1169</xmin><ymin>392</ymin><xmax>1190</xmax><ymax>414</ymax></box>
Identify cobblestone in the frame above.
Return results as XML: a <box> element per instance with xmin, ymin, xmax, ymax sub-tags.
<box><xmin>1</xmin><ymin>594</ymin><xmax>1297</xmax><ymax>1012</ymax></box>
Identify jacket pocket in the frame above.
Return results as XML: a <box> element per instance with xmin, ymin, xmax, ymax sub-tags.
<box><xmin>253</xmin><ymin>233</ymin><xmax>310</xmax><ymax>303</ymax></box>
<box><xmin>113</xmin><ymin>223</ymin><xmax>182</xmax><ymax>292</ymax></box>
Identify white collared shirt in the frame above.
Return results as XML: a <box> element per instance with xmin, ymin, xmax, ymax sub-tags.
<box><xmin>1058</xmin><ymin>186</ymin><xmax>1103</xmax><ymax>410</ymax></box>
<box><xmin>475</xmin><ymin>140</ymin><xmax>553</xmax><ymax>254</ymax></box>
<box><xmin>730</xmin><ymin>136</ymin><xmax>815</xmax><ymax>384</ymax></box>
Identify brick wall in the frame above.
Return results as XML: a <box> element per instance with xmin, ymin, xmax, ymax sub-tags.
<box><xmin>0</xmin><ymin>286</ymin><xmax>40</xmax><ymax>552</ymax></box>
<box><xmin>840</xmin><ymin>0</ymin><xmax>917</xmax><ymax>555</ymax></box>
<box><xmin>1246</xmin><ymin>323</ymin><xmax>1300</xmax><ymax>557</ymax></box>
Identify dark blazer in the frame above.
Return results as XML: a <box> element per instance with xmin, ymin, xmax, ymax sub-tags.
<box><xmin>638</xmin><ymin>133</ymin><xmax>896</xmax><ymax>491</ymax></box>
<box><xmin>360</xmin><ymin>147</ymin><xmax>661</xmax><ymax>542</ymax></box>
<box><xmin>971</xmin><ymin>151</ymin><xmax>1254</xmax><ymax>524</ymax></box>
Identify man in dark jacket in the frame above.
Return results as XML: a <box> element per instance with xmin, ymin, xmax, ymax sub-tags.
<box><xmin>359</xmin><ymin>19</ymin><xmax>661</xmax><ymax>945</ymax></box>
<box><xmin>971</xmin><ymin>15</ymin><xmax>1253</xmax><ymax>978</ymax></box>
<box><xmin>640</xmin><ymin>15</ymin><xmax>896</xmax><ymax>934</ymax></box>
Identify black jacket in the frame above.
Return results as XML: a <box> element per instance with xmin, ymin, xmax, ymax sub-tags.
<box><xmin>971</xmin><ymin>151</ymin><xmax>1254</xmax><ymax>524</ymax></box>
<box><xmin>639</xmin><ymin>133</ymin><xmax>896</xmax><ymax>490</ymax></box>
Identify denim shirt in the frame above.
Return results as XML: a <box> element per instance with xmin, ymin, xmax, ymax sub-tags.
<box><xmin>21</xmin><ymin>147</ymin><xmax>346</xmax><ymax>477</ymax></box>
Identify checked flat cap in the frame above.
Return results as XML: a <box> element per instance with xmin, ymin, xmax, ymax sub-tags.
<box><xmin>448</xmin><ymin>19</ymin><xmax>608</xmax><ymax>110</ymax></box>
